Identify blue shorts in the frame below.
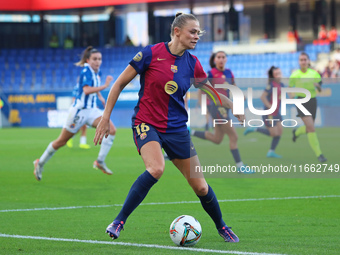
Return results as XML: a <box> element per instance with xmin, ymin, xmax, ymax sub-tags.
<box><xmin>262</xmin><ymin>113</ymin><xmax>282</xmax><ymax>127</ymax></box>
<box><xmin>208</xmin><ymin>105</ymin><xmax>231</xmax><ymax>120</ymax></box>
<box><xmin>132</xmin><ymin>123</ymin><xmax>197</xmax><ymax>160</ymax></box>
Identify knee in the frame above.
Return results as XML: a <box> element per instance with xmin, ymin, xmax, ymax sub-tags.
<box><xmin>53</xmin><ymin>140</ymin><xmax>65</xmax><ymax>149</ymax></box>
<box><xmin>194</xmin><ymin>184</ymin><xmax>209</xmax><ymax>196</ymax></box>
<box><xmin>110</xmin><ymin>125</ymin><xmax>116</xmax><ymax>135</ymax></box>
<box><xmin>306</xmin><ymin>126</ymin><xmax>315</xmax><ymax>133</ymax></box>
<box><xmin>148</xmin><ymin>165</ymin><xmax>165</xmax><ymax>179</ymax></box>
<box><xmin>213</xmin><ymin>137</ymin><xmax>223</xmax><ymax>144</ymax></box>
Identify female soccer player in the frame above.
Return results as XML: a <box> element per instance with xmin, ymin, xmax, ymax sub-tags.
<box><xmin>191</xmin><ymin>51</ymin><xmax>247</xmax><ymax>171</ymax></box>
<box><xmin>94</xmin><ymin>13</ymin><xmax>244</xmax><ymax>243</ymax></box>
<box><xmin>289</xmin><ymin>52</ymin><xmax>327</xmax><ymax>162</ymax></box>
<box><xmin>33</xmin><ymin>46</ymin><xmax>117</xmax><ymax>180</ymax></box>
<box><xmin>244</xmin><ymin>66</ymin><xmax>284</xmax><ymax>158</ymax></box>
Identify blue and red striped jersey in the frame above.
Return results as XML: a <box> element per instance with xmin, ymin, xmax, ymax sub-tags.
<box><xmin>264</xmin><ymin>81</ymin><xmax>284</xmax><ymax>116</ymax></box>
<box><xmin>129</xmin><ymin>42</ymin><xmax>206</xmax><ymax>133</ymax></box>
<box><xmin>207</xmin><ymin>67</ymin><xmax>235</xmax><ymax>104</ymax></box>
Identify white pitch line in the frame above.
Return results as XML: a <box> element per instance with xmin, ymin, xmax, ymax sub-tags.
<box><xmin>0</xmin><ymin>195</ymin><xmax>339</xmax><ymax>213</ymax></box>
<box><xmin>0</xmin><ymin>233</ymin><xmax>286</xmax><ymax>255</ymax></box>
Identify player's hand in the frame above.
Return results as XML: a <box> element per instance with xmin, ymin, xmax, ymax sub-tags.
<box><xmin>234</xmin><ymin>114</ymin><xmax>245</xmax><ymax>123</ymax></box>
<box><xmin>104</xmin><ymin>75</ymin><xmax>114</xmax><ymax>88</ymax></box>
<box><xmin>94</xmin><ymin>117</ymin><xmax>110</xmax><ymax>146</ymax></box>
<box><xmin>314</xmin><ymin>83</ymin><xmax>322</xmax><ymax>92</ymax></box>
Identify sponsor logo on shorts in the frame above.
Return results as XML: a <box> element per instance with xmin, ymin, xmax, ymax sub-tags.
<box><xmin>70</xmin><ymin>123</ymin><xmax>75</xmax><ymax>128</ymax></box>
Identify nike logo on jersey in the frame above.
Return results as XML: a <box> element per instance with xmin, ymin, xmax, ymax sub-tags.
<box><xmin>157</xmin><ymin>58</ymin><xmax>166</xmax><ymax>61</ymax></box>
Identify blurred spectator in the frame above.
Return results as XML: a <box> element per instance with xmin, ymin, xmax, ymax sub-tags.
<box><xmin>318</xmin><ymin>25</ymin><xmax>328</xmax><ymax>41</ymax></box>
<box><xmin>322</xmin><ymin>60</ymin><xmax>340</xmax><ymax>78</ymax></box>
<box><xmin>49</xmin><ymin>32</ymin><xmax>59</xmax><ymax>48</ymax></box>
<box><xmin>124</xmin><ymin>36</ymin><xmax>134</xmax><ymax>46</ymax></box>
<box><xmin>64</xmin><ymin>35</ymin><xmax>74</xmax><ymax>49</ymax></box>
<box><xmin>287</xmin><ymin>27</ymin><xmax>295</xmax><ymax>42</ymax></box>
<box><xmin>328</xmin><ymin>26</ymin><xmax>338</xmax><ymax>51</ymax></box>
<box><xmin>332</xmin><ymin>48</ymin><xmax>340</xmax><ymax>65</ymax></box>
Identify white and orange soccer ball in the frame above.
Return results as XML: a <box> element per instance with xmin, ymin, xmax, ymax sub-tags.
<box><xmin>169</xmin><ymin>215</ymin><xmax>202</xmax><ymax>246</ymax></box>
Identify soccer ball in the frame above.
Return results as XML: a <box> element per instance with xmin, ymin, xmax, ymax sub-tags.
<box><xmin>169</xmin><ymin>215</ymin><xmax>202</xmax><ymax>246</ymax></box>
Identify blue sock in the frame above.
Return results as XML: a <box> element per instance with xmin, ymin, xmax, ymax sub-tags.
<box><xmin>197</xmin><ymin>185</ymin><xmax>225</xmax><ymax>229</ymax></box>
<box><xmin>193</xmin><ymin>130</ymin><xmax>206</xmax><ymax>139</ymax></box>
<box><xmin>230</xmin><ymin>148</ymin><xmax>241</xmax><ymax>164</ymax></box>
<box><xmin>115</xmin><ymin>170</ymin><xmax>158</xmax><ymax>223</ymax></box>
<box><xmin>270</xmin><ymin>136</ymin><xmax>281</xmax><ymax>151</ymax></box>
<box><xmin>256</xmin><ymin>128</ymin><xmax>270</xmax><ymax>136</ymax></box>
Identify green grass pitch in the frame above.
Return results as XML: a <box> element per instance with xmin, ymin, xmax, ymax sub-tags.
<box><xmin>0</xmin><ymin>127</ymin><xmax>339</xmax><ymax>254</ymax></box>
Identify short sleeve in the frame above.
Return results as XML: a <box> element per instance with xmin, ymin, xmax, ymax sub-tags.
<box><xmin>207</xmin><ymin>71</ymin><xmax>213</xmax><ymax>78</ymax></box>
<box><xmin>314</xmin><ymin>71</ymin><xmax>322</xmax><ymax>83</ymax></box>
<box><xmin>228</xmin><ymin>70</ymin><xmax>235</xmax><ymax>85</ymax></box>
<box><xmin>264</xmin><ymin>83</ymin><xmax>272</xmax><ymax>95</ymax></box>
<box><xmin>129</xmin><ymin>46</ymin><xmax>152</xmax><ymax>74</ymax></box>
<box><xmin>79</xmin><ymin>68</ymin><xmax>93</xmax><ymax>88</ymax></box>
<box><xmin>193</xmin><ymin>59</ymin><xmax>208</xmax><ymax>88</ymax></box>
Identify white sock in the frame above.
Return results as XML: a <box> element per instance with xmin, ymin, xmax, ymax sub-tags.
<box><xmin>236</xmin><ymin>161</ymin><xmax>244</xmax><ymax>168</ymax></box>
<box><xmin>80</xmin><ymin>136</ymin><xmax>87</xmax><ymax>145</ymax></box>
<box><xmin>39</xmin><ymin>142</ymin><xmax>57</xmax><ymax>166</ymax></box>
<box><xmin>97</xmin><ymin>135</ymin><xmax>115</xmax><ymax>163</ymax></box>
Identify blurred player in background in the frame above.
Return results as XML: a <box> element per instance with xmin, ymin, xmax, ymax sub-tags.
<box><xmin>33</xmin><ymin>46</ymin><xmax>117</xmax><ymax>180</ymax></box>
<box><xmin>66</xmin><ymin>83</ymin><xmax>90</xmax><ymax>149</ymax></box>
<box><xmin>244</xmin><ymin>66</ymin><xmax>284</xmax><ymax>158</ymax></box>
<box><xmin>66</xmin><ymin>83</ymin><xmax>106</xmax><ymax>149</ymax></box>
<box><xmin>191</xmin><ymin>51</ymin><xmax>248</xmax><ymax>172</ymax></box>
<box><xmin>290</xmin><ymin>52</ymin><xmax>327</xmax><ymax>162</ymax></box>
<box><xmin>94</xmin><ymin>13</ymin><xmax>243</xmax><ymax>243</ymax></box>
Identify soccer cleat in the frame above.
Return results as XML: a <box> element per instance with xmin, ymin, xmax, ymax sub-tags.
<box><xmin>266</xmin><ymin>151</ymin><xmax>282</xmax><ymax>158</ymax></box>
<box><xmin>218</xmin><ymin>226</ymin><xmax>239</xmax><ymax>243</ymax></box>
<box><xmin>292</xmin><ymin>129</ymin><xmax>297</xmax><ymax>142</ymax></box>
<box><xmin>33</xmin><ymin>159</ymin><xmax>43</xmax><ymax>181</ymax></box>
<box><xmin>237</xmin><ymin>165</ymin><xmax>255</xmax><ymax>174</ymax></box>
<box><xmin>66</xmin><ymin>138</ymin><xmax>73</xmax><ymax>148</ymax></box>
<box><xmin>317</xmin><ymin>154</ymin><xmax>327</xmax><ymax>162</ymax></box>
<box><xmin>93</xmin><ymin>160</ymin><xmax>113</xmax><ymax>175</ymax></box>
<box><xmin>106</xmin><ymin>220</ymin><xmax>124</xmax><ymax>240</ymax></box>
<box><xmin>244</xmin><ymin>127</ymin><xmax>256</xmax><ymax>136</ymax></box>
<box><xmin>79</xmin><ymin>143</ymin><xmax>91</xmax><ymax>149</ymax></box>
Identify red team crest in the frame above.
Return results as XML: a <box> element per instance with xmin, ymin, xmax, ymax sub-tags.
<box><xmin>171</xmin><ymin>65</ymin><xmax>178</xmax><ymax>73</ymax></box>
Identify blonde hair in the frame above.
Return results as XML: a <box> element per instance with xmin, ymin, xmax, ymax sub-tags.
<box><xmin>170</xmin><ymin>12</ymin><xmax>200</xmax><ymax>38</ymax></box>
<box><xmin>75</xmin><ymin>46</ymin><xmax>100</xmax><ymax>67</ymax></box>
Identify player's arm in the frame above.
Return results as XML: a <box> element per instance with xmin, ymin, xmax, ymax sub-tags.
<box><xmin>94</xmin><ymin>65</ymin><xmax>137</xmax><ymax>145</ymax></box>
<box><xmin>97</xmin><ymin>91</ymin><xmax>106</xmax><ymax>107</ymax></box>
<box><xmin>83</xmin><ymin>75</ymin><xmax>113</xmax><ymax>95</ymax></box>
<box><xmin>314</xmin><ymin>81</ymin><xmax>322</xmax><ymax>92</ymax></box>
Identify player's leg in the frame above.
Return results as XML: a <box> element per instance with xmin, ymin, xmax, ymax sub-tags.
<box><xmin>301</xmin><ymin>116</ymin><xmax>326</xmax><ymax>162</ymax></box>
<box><xmin>192</xmin><ymin>106</ymin><xmax>225</xmax><ymax>144</ymax></box>
<box><xmin>223</xmin><ymin>123</ymin><xmax>246</xmax><ymax>169</ymax></box>
<box><xmin>106</xmin><ymin>129</ymin><xmax>163</xmax><ymax>239</ymax></box>
<box><xmin>266</xmin><ymin>122</ymin><xmax>282</xmax><ymax>158</ymax></box>
<box><xmin>34</xmin><ymin>128</ymin><xmax>74</xmax><ymax>181</ymax></box>
<box><xmin>172</xmin><ymin>156</ymin><xmax>239</xmax><ymax>242</ymax></box>
<box><xmin>193</xmin><ymin>124</ymin><xmax>224</xmax><ymax>144</ymax></box>
<box><xmin>79</xmin><ymin>125</ymin><xmax>90</xmax><ymax>149</ymax></box>
<box><xmin>91</xmin><ymin>113</ymin><xmax>116</xmax><ymax>174</ymax></box>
